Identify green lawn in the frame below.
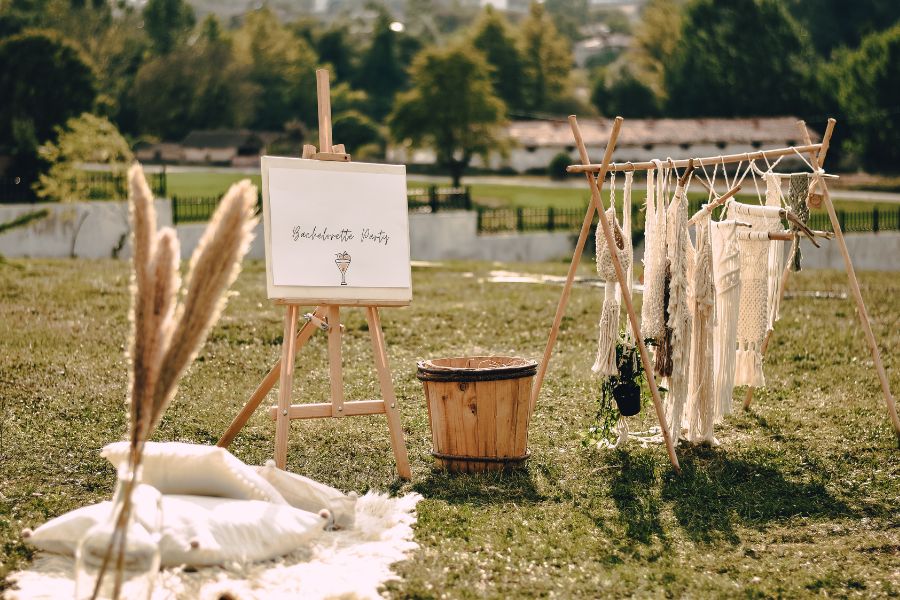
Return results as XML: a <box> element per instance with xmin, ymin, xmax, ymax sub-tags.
<box><xmin>165</xmin><ymin>171</ymin><xmax>898</xmax><ymax>215</ymax></box>
<box><xmin>2</xmin><ymin>259</ymin><xmax>898</xmax><ymax>597</ymax></box>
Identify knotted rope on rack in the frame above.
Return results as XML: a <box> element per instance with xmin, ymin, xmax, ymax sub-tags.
<box><xmin>787</xmin><ymin>174</ymin><xmax>810</xmax><ymax>271</ymax></box>
<box><xmin>592</xmin><ymin>178</ymin><xmax>633</xmax><ymax>377</ymax></box>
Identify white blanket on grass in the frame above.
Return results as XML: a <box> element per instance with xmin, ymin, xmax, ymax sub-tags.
<box><xmin>6</xmin><ymin>491</ymin><xmax>421</xmax><ymax>600</ymax></box>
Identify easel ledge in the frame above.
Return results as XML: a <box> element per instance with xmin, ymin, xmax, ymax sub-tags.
<box><xmin>218</xmin><ymin>69</ymin><xmax>412</xmax><ymax>480</ymax></box>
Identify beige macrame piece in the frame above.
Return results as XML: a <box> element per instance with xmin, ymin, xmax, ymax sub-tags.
<box><xmin>710</xmin><ymin>219</ymin><xmax>742</xmax><ymax>419</ymax></box>
<box><xmin>640</xmin><ymin>162</ymin><xmax>668</xmax><ymax>341</ymax></box>
<box><xmin>727</xmin><ymin>200</ymin><xmax>782</xmax><ymax>387</ymax></box>
<box><xmin>664</xmin><ymin>179</ymin><xmax>693</xmax><ymax>439</ymax></box>
<box><xmin>592</xmin><ymin>201</ymin><xmax>633</xmax><ymax>377</ymax></box>
<box><xmin>685</xmin><ymin>211</ymin><xmax>717</xmax><ymax>444</ymax></box>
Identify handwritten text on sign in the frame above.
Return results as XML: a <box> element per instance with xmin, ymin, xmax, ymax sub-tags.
<box><xmin>268</xmin><ymin>165</ymin><xmax>411</xmax><ymax>289</ymax></box>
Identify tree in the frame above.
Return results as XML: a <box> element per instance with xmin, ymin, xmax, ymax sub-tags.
<box><xmin>35</xmin><ymin>113</ymin><xmax>133</xmax><ymax>201</ymax></box>
<box><xmin>316</xmin><ymin>24</ymin><xmax>355</xmax><ymax>83</ymax></box>
<box><xmin>544</xmin><ymin>0</ymin><xmax>588</xmax><ymax>43</ymax></box>
<box><xmin>133</xmin><ymin>29</ymin><xmax>257</xmax><ymax>139</ymax></box>
<box><xmin>785</xmin><ymin>0</ymin><xmax>900</xmax><ymax>57</ymax></box>
<box><xmin>665</xmin><ymin>0</ymin><xmax>820</xmax><ymax>117</ymax></box>
<box><xmin>591</xmin><ymin>67</ymin><xmax>660</xmax><ymax>118</ymax></box>
<box><xmin>830</xmin><ymin>24</ymin><xmax>900</xmax><ymax>170</ymax></box>
<box><xmin>0</xmin><ymin>29</ymin><xmax>96</xmax><ymax>188</ymax></box>
<box><xmin>629</xmin><ymin>0</ymin><xmax>682</xmax><ymax>101</ymax></box>
<box><xmin>233</xmin><ymin>8</ymin><xmax>318</xmax><ymax>131</ymax></box>
<box><xmin>389</xmin><ymin>45</ymin><xmax>506</xmax><ymax>186</ymax></box>
<box><xmin>142</xmin><ymin>0</ymin><xmax>195</xmax><ymax>54</ymax></box>
<box><xmin>519</xmin><ymin>2</ymin><xmax>574</xmax><ymax>113</ymax></box>
<box><xmin>470</xmin><ymin>6</ymin><xmax>525</xmax><ymax>112</ymax></box>
<box><xmin>355</xmin><ymin>11</ymin><xmax>410</xmax><ymax>121</ymax></box>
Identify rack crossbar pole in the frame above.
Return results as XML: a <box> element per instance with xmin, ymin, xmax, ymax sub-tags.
<box><xmin>567</xmin><ymin>143</ymin><xmax>823</xmax><ymax>174</ymax></box>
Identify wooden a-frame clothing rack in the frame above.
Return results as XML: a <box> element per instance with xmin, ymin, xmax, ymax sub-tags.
<box><xmin>216</xmin><ymin>69</ymin><xmax>412</xmax><ymax>479</ymax></box>
<box><xmin>532</xmin><ymin>117</ymin><xmax>899</xmax><ymax>473</ymax></box>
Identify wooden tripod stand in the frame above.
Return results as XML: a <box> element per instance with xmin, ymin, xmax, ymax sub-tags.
<box><xmin>217</xmin><ymin>69</ymin><xmax>412</xmax><ymax>479</ymax></box>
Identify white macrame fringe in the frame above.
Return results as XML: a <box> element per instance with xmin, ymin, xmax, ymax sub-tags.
<box><xmin>592</xmin><ymin>285</ymin><xmax>620</xmax><ymax>376</ymax></box>
<box><xmin>640</xmin><ymin>164</ymin><xmax>667</xmax><ymax>341</ymax></box>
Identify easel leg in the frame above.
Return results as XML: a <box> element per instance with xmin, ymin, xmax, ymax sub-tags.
<box><xmin>327</xmin><ymin>305</ymin><xmax>345</xmax><ymax>416</ymax></box>
<box><xmin>367</xmin><ymin>307</ymin><xmax>412</xmax><ymax>480</ymax></box>
<box><xmin>275</xmin><ymin>305</ymin><xmax>300</xmax><ymax>468</ymax></box>
<box><xmin>218</xmin><ymin>305</ymin><xmax>326</xmax><ymax>448</ymax></box>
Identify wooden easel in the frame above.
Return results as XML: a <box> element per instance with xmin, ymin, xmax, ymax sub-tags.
<box><xmin>217</xmin><ymin>69</ymin><xmax>412</xmax><ymax>479</ymax></box>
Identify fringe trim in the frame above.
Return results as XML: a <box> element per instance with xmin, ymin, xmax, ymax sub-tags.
<box><xmin>734</xmin><ymin>347</ymin><xmax>765</xmax><ymax>387</ymax></box>
<box><xmin>592</xmin><ymin>298</ymin><xmax>620</xmax><ymax>376</ymax></box>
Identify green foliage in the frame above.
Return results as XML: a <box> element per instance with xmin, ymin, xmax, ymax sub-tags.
<box><xmin>470</xmin><ymin>6</ymin><xmax>526</xmax><ymax>112</ymax></box>
<box><xmin>544</xmin><ymin>0</ymin><xmax>588</xmax><ymax>43</ymax></box>
<box><xmin>0</xmin><ymin>208</ymin><xmax>49</xmax><ymax>235</ymax></box>
<box><xmin>547</xmin><ymin>152</ymin><xmax>572</xmax><ymax>180</ymax></box>
<box><xmin>233</xmin><ymin>8</ymin><xmax>318</xmax><ymax>132</ymax></box>
<box><xmin>583</xmin><ymin>339</ymin><xmax>646</xmax><ymax>447</ymax></box>
<box><xmin>315</xmin><ymin>24</ymin><xmax>355</xmax><ymax>83</ymax></box>
<box><xmin>591</xmin><ymin>67</ymin><xmax>661</xmax><ymax>118</ymax></box>
<box><xmin>389</xmin><ymin>44</ymin><xmax>506</xmax><ymax>186</ymax></box>
<box><xmin>142</xmin><ymin>0</ymin><xmax>195</xmax><ymax>54</ymax></box>
<box><xmin>35</xmin><ymin>113</ymin><xmax>133</xmax><ymax>201</ymax></box>
<box><xmin>355</xmin><ymin>11</ymin><xmax>413</xmax><ymax>121</ymax></box>
<box><xmin>830</xmin><ymin>24</ymin><xmax>900</xmax><ymax>171</ymax></box>
<box><xmin>785</xmin><ymin>0</ymin><xmax>900</xmax><ymax>57</ymax></box>
<box><xmin>628</xmin><ymin>0</ymin><xmax>682</xmax><ymax>101</ymax></box>
<box><xmin>331</xmin><ymin>110</ymin><xmax>383</xmax><ymax>153</ymax></box>
<box><xmin>519</xmin><ymin>2</ymin><xmax>574</xmax><ymax>113</ymax></box>
<box><xmin>0</xmin><ymin>28</ymin><xmax>96</xmax><ymax>191</ymax></box>
<box><xmin>665</xmin><ymin>0</ymin><xmax>821</xmax><ymax>117</ymax></box>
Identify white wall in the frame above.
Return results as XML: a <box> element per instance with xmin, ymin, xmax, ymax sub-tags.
<box><xmin>3</xmin><ymin>200</ymin><xmax>898</xmax><ymax>270</ymax></box>
<box><xmin>0</xmin><ymin>199</ymin><xmax>171</xmax><ymax>259</ymax></box>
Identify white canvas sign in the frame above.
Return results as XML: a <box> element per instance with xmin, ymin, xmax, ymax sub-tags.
<box><xmin>261</xmin><ymin>157</ymin><xmax>412</xmax><ymax>304</ymax></box>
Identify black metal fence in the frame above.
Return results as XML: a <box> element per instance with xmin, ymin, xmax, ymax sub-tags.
<box><xmin>173</xmin><ymin>185</ymin><xmax>472</xmax><ymax>224</ymax></box>
<box><xmin>475</xmin><ymin>199</ymin><xmax>900</xmax><ymax>236</ymax></box>
<box><xmin>407</xmin><ymin>185</ymin><xmax>472</xmax><ymax>212</ymax></box>
<box><xmin>0</xmin><ymin>171</ymin><xmax>167</xmax><ymax>203</ymax></box>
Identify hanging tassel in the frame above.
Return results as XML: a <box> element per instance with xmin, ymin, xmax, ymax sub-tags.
<box><xmin>654</xmin><ymin>262</ymin><xmax>674</xmax><ymax>377</ymax></box>
<box><xmin>592</xmin><ymin>286</ymin><xmax>620</xmax><ymax>376</ymax></box>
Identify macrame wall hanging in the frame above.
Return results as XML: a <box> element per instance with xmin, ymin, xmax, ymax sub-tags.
<box><xmin>592</xmin><ymin>174</ymin><xmax>633</xmax><ymax>376</ymax></box>
<box><xmin>764</xmin><ymin>171</ymin><xmax>785</xmax><ymax>331</ymax></box>
<box><xmin>685</xmin><ymin>206</ymin><xmax>717</xmax><ymax>444</ymax></box>
<box><xmin>663</xmin><ymin>172</ymin><xmax>693</xmax><ymax>439</ymax></box>
<box><xmin>727</xmin><ymin>200</ymin><xmax>782</xmax><ymax>387</ymax></box>
<box><xmin>640</xmin><ymin>161</ymin><xmax>668</xmax><ymax>343</ymax></box>
<box><xmin>710</xmin><ymin>219</ymin><xmax>742</xmax><ymax>420</ymax></box>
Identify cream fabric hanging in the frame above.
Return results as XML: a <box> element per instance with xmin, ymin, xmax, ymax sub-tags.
<box><xmin>640</xmin><ymin>162</ymin><xmax>667</xmax><ymax>342</ymax></box>
<box><xmin>727</xmin><ymin>201</ymin><xmax>782</xmax><ymax>387</ymax></box>
<box><xmin>664</xmin><ymin>175</ymin><xmax>693</xmax><ymax>439</ymax></box>
<box><xmin>710</xmin><ymin>219</ymin><xmax>742</xmax><ymax>419</ymax></box>
<box><xmin>685</xmin><ymin>210</ymin><xmax>717</xmax><ymax>444</ymax></box>
<box><xmin>592</xmin><ymin>175</ymin><xmax>633</xmax><ymax>376</ymax></box>
<box><xmin>764</xmin><ymin>171</ymin><xmax>785</xmax><ymax>331</ymax></box>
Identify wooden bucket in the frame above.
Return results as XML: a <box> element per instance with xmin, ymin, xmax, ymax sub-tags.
<box><xmin>417</xmin><ymin>356</ymin><xmax>537</xmax><ymax>473</ymax></box>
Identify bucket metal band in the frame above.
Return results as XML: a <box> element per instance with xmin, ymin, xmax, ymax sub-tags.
<box><xmin>430</xmin><ymin>450</ymin><xmax>531</xmax><ymax>464</ymax></box>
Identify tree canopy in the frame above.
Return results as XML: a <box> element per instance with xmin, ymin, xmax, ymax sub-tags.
<box><xmin>389</xmin><ymin>45</ymin><xmax>506</xmax><ymax>186</ymax></box>
<box><xmin>519</xmin><ymin>2</ymin><xmax>574</xmax><ymax>113</ymax></box>
<box><xmin>470</xmin><ymin>7</ymin><xmax>525</xmax><ymax>112</ymax></box>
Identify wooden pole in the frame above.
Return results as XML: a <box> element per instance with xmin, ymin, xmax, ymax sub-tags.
<box><xmin>530</xmin><ymin>117</ymin><xmax>620</xmax><ymax>412</ymax></box>
<box><xmin>568</xmin><ymin>143</ymin><xmax>823</xmax><ymax>174</ymax></box>
<box><xmin>574</xmin><ymin>115</ymin><xmax>681</xmax><ymax>473</ymax></box>
<box><xmin>274</xmin><ymin>305</ymin><xmax>300</xmax><ymax>468</ymax></box>
<box><xmin>316</xmin><ymin>69</ymin><xmax>332</xmax><ymax>153</ymax></box>
<box><xmin>810</xmin><ymin>121</ymin><xmax>899</xmax><ymax>438</ymax></box>
<box><xmin>744</xmin><ymin>119</ymin><xmax>834</xmax><ymax>411</ymax></box>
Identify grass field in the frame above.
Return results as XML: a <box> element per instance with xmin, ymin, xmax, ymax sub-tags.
<box><xmin>1</xmin><ymin>259</ymin><xmax>899</xmax><ymax>597</ymax></box>
<box><xmin>164</xmin><ymin>171</ymin><xmax>899</xmax><ymax>215</ymax></box>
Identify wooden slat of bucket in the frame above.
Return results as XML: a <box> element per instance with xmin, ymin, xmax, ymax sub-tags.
<box><xmin>495</xmin><ymin>378</ymin><xmax>516</xmax><ymax>459</ymax></box>
<box><xmin>460</xmin><ymin>382</ymin><xmax>479</xmax><ymax>473</ymax></box>
<box><xmin>478</xmin><ymin>380</ymin><xmax>498</xmax><ymax>469</ymax></box>
<box><xmin>432</xmin><ymin>380</ymin><xmax>453</xmax><ymax>469</ymax></box>
<box><xmin>513</xmin><ymin>376</ymin><xmax>531</xmax><ymax>457</ymax></box>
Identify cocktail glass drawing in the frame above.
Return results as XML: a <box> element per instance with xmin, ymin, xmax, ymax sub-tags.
<box><xmin>335</xmin><ymin>251</ymin><xmax>351</xmax><ymax>285</ymax></box>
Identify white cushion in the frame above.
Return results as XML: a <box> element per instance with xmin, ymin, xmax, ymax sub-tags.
<box><xmin>255</xmin><ymin>460</ymin><xmax>357</xmax><ymax>530</ymax></box>
<box><xmin>102</xmin><ymin>442</ymin><xmax>285</xmax><ymax>504</ymax></box>
<box><xmin>25</xmin><ymin>490</ymin><xmax>328</xmax><ymax>567</ymax></box>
